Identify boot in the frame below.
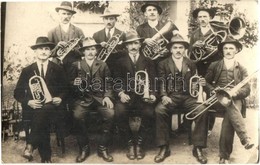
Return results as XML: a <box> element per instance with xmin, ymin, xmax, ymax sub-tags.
<box><xmin>154</xmin><ymin>145</ymin><xmax>171</xmax><ymax>163</ymax></box>
<box><xmin>23</xmin><ymin>144</ymin><xmax>33</xmax><ymax>161</ymax></box>
<box><xmin>97</xmin><ymin>145</ymin><xmax>113</xmax><ymax>162</ymax></box>
<box><xmin>126</xmin><ymin>139</ymin><xmax>135</xmax><ymax>160</ymax></box>
<box><xmin>192</xmin><ymin>147</ymin><xmax>207</xmax><ymax>164</ymax></box>
<box><xmin>136</xmin><ymin>136</ymin><xmax>145</xmax><ymax>160</ymax></box>
<box><xmin>76</xmin><ymin>145</ymin><xmax>90</xmax><ymax>163</ymax></box>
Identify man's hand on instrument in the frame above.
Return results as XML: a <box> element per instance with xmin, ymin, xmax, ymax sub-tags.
<box><xmin>28</xmin><ymin>100</ymin><xmax>42</xmax><ymax>109</ymax></box>
<box><xmin>119</xmin><ymin>92</ymin><xmax>131</xmax><ymax>103</ymax></box>
<box><xmin>193</xmin><ymin>40</ymin><xmax>204</xmax><ymax>48</ymax></box>
<box><xmin>57</xmin><ymin>41</ymin><xmax>67</xmax><ymax>48</ymax></box>
<box><xmin>73</xmin><ymin>77</ymin><xmax>82</xmax><ymax>86</ymax></box>
<box><xmin>161</xmin><ymin>96</ymin><xmax>172</xmax><ymax>105</ymax></box>
<box><xmin>102</xmin><ymin>97</ymin><xmax>114</xmax><ymax>109</ymax></box>
<box><xmin>52</xmin><ymin>97</ymin><xmax>62</xmax><ymax>106</ymax></box>
<box><xmin>144</xmin><ymin>94</ymin><xmax>156</xmax><ymax>103</ymax></box>
<box><xmin>144</xmin><ymin>38</ymin><xmax>157</xmax><ymax>47</ymax></box>
<box><xmin>199</xmin><ymin>78</ymin><xmax>206</xmax><ymax>86</ymax></box>
<box><xmin>100</xmin><ymin>42</ymin><xmax>109</xmax><ymax>48</ymax></box>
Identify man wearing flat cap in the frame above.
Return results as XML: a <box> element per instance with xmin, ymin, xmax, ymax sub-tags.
<box><xmin>69</xmin><ymin>37</ymin><xmax>115</xmax><ymax>163</ymax></box>
<box><xmin>14</xmin><ymin>37</ymin><xmax>68</xmax><ymax>163</ymax></box>
<box><xmin>204</xmin><ymin>37</ymin><xmax>254</xmax><ymax>164</ymax></box>
<box><xmin>136</xmin><ymin>2</ymin><xmax>179</xmax><ymax>61</ymax></box>
<box><xmin>93</xmin><ymin>6</ymin><xmax>126</xmax><ymax>77</ymax></box>
<box><xmin>113</xmin><ymin>30</ymin><xmax>156</xmax><ymax>160</ymax></box>
<box><xmin>154</xmin><ymin>34</ymin><xmax>208</xmax><ymax>164</ymax></box>
<box><xmin>48</xmin><ymin>1</ymin><xmax>85</xmax><ymax>72</ymax></box>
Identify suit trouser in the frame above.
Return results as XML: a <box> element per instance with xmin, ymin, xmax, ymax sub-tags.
<box><xmin>27</xmin><ymin>103</ymin><xmax>56</xmax><ymax>161</ymax></box>
<box><xmin>115</xmin><ymin>99</ymin><xmax>154</xmax><ymax>142</ymax></box>
<box><xmin>212</xmin><ymin>100</ymin><xmax>248</xmax><ymax>159</ymax></box>
<box><xmin>73</xmin><ymin>100</ymin><xmax>114</xmax><ymax>148</ymax></box>
<box><xmin>155</xmin><ymin>94</ymin><xmax>208</xmax><ymax>147</ymax></box>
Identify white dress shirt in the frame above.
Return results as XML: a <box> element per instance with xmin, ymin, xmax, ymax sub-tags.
<box><xmin>37</xmin><ymin>60</ymin><xmax>49</xmax><ymax>77</ymax></box>
<box><xmin>172</xmin><ymin>56</ymin><xmax>183</xmax><ymax>71</ymax></box>
<box><xmin>129</xmin><ymin>53</ymin><xmax>140</xmax><ymax>64</ymax></box>
<box><xmin>60</xmin><ymin>23</ymin><xmax>70</xmax><ymax>33</ymax></box>
<box><xmin>224</xmin><ymin>58</ymin><xmax>235</xmax><ymax>70</ymax></box>
<box><xmin>148</xmin><ymin>20</ymin><xmax>159</xmax><ymax>28</ymax></box>
<box><xmin>105</xmin><ymin>27</ymin><xmax>115</xmax><ymax>38</ymax></box>
<box><xmin>85</xmin><ymin>58</ymin><xmax>94</xmax><ymax>67</ymax></box>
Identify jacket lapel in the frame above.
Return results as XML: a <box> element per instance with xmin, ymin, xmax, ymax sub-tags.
<box><xmin>136</xmin><ymin>54</ymin><xmax>146</xmax><ymax>71</ymax></box>
<box><xmin>80</xmin><ymin>60</ymin><xmax>91</xmax><ymax>78</ymax></box>
<box><xmin>125</xmin><ymin>54</ymin><xmax>135</xmax><ymax>75</ymax></box>
<box><xmin>182</xmin><ymin>58</ymin><xmax>189</xmax><ymax>77</ymax></box>
<box><xmin>55</xmin><ymin>26</ymin><xmax>62</xmax><ymax>42</ymax></box>
<box><xmin>92</xmin><ymin>59</ymin><xmax>101</xmax><ymax>76</ymax></box>
<box><xmin>233</xmin><ymin>61</ymin><xmax>241</xmax><ymax>85</ymax></box>
<box><xmin>168</xmin><ymin>57</ymin><xmax>176</xmax><ymax>76</ymax></box>
<box><xmin>214</xmin><ymin>60</ymin><xmax>224</xmax><ymax>83</ymax></box>
<box><xmin>69</xmin><ymin>24</ymin><xmax>75</xmax><ymax>40</ymax></box>
<box><xmin>45</xmin><ymin>62</ymin><xmax>53</xmax><ymax>83</ymax></box>
<box><xmin>31</xmin><ymin>63</ymin><xmax>40</xmax><ymax>76</ymax></box>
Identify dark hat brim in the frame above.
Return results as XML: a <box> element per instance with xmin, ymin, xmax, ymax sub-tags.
<box><xmin>218</xmin><ymin>41</ymin><xmax>243</xmax><ymax>53</ymax></box>
<box><xmin>55</xmin><ymin>7</ymin><xmax>76</xmax><ymax>14</ymax></box>
<box><xmin>100</xmin><ymin>14</ymin><xmax>120</xmax><ymax>17</ymax></box>
<box><xmin>192</xmin><ymin>8</ymin><xmax>215</xmax><ymax>19</ymax></box>
<box><xmin>123</xmin><ymin>38</ymin><xmax>144</xmax><ymax>45</ymax></box>
<box><xmin>166</xmin><ymin>41</ymin><xmax>190</xmax><ymax>49</ymax></box>
<box><xmin>31</xmin><ymin>43</ymin><xmax>55</xmax><ymax>50</ymax></box>
<box><xmin>79</xmin><ymin>44</ymin><xmax>101</xmax><ymax>51</ymax></box>
<box><xmin>141</xmin><ymin>3</ymin><xmax>162</xmax><ymax>15</ymax></box>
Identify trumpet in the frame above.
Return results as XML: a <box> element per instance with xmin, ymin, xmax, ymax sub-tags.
<box><xmin>135</xmin><ymin>69</ymin><xmax>150</xmax><ymax>100</ymax></box>
<box><xmin>189</xmin><ymin>71</ymin><xmax>206</xmax><ymax>103</ymax></box>
<box><xmin>56</xmin><ymin>36</ymin><xmax>83</xmax><ymax>57</ymax></box>
<box><xmin>29</xmin><ymin>72</ymin><xmax>52</xmax><ymax>104</ymax></box>
<box><xmin>190</xmin><ymin>17</ymin><xmax>246</xmax><ymax>63</ymax></box>
<box><xmin>142</xmin><ymin>21</ymin><xmax>176</xmax><ymax>60</ymax></box>
<box><xmin>97</xmin><ymin>32</ymin><xmax>123</xmax><ymax>62</ymax></box>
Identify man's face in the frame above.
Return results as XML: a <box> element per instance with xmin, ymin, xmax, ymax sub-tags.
<box><xmin>58</xmin><ymin>9</ymin><xmax>73</xmax><ymax>24</ymax></box>
<box><xmin>83</xmin><ymin>46</ymin><xmax>97</xmax><ymax>60</ymax></box>
<box><xmin>126</xmin><ymin>40</ymin><xmax>141</xmax><ymax>54</ymax></box>
<box><xmin>170</xmin><ymin>43</ymin><xmax>186</xmax><ymax>59</ymax></box>
<box><xmin>144</xmin><ymin>6</ymin><xmax>159</xmax><ymax>21</ymax></box>
<box><xmin>223</xmin><ymin>43</ymin><xmax>237</xmax><ymax>59</ymax></box>
<box><xmin>197</xmin><ymin>11</ymin><xmax>211</xmax><ymax>27</ymax></box>
<box><xmin>35</xmin><ymin>46</ymin><xmax>51</xmax><ymax>61</ymax></box>
<box><xmin>103</xmin><ymin>16</ymin><xmax>117</xmax><ymax>29</ymax></box>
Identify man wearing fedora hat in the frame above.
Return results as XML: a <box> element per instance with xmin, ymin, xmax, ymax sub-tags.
<box><xmin>113</xmin><ymin>30</ymin><xmax>156</xmax><ymax>160</ymax></box>
<box><xmin>93</xmin><ymin>6</ymin><xmax>126</xmax><ymax>77</ymax></box>
<box><xmin>69</xmin><ymin>37</ymin><xmax>115</xmax><ymax>163</ymax></box>
<box><xmin>136</xmin><ymin>1</ymin><xmax>179</xmax><ymax>61</ymax></box>
<box><xmin>154</xmin><ymin>34</ymin><xmax>208</xmax><ymax>164</ymax></box>
<box><xmin>14</xmin><ymin>36</ymin><xmax>68</xmax><ymax>163</ymax></box>
<box><xmin>48</xmin><ymin>1</ymin><xmax>85</xmax><ymax>72</ymax></box>
<box><xmin>204</xmin><ymin>37</ymin><xmax>254</xmax><ymax>164</ymax></box>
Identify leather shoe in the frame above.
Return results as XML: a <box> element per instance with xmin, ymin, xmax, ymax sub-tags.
<box><xmin>23</xmin><ymin>144</ymin><xmax>33</xmax><ymax>161</ymax></box>
<box><xmin>136</xmin><ymin>144</ymin><xmax>145</xmax><ymax>160</ymax></box>
<box><xmin>76</xmin><ymin>145</ymin><xmax>90</xmax><ymax>163</ymax></box>
<box><xmin>242</xmin><ymin>139</ymin><xmax>254</xmax><ymax>150</ymax></box>
<box><xmin>219</xmin><ymin>158</ymin><xmax>229</xmax><ymax>164</ymax></box>
<box><xmin>192</xmin><ymin>147</ymin><xmax>207</xmax><ymax>164</ymax></box>
<box><xmin>97</xmin><ymin>145</ymin><xmax>113</xmax><ymax>162</ymax></box>
<box><xmin>126</xmin><ymin>140</ymin><xmax>135</xmax><ymax>160</ymax></box>
<box><xmin>154</xmin><ymin>145</ymin><xmax>171</xmax><ymax>163</ymax></box>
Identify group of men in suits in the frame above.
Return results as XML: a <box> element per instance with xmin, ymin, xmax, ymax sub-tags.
<box><xmin>14</xmin><ymin>1</ymin><xmax>254</xmax><ymax>164</ymax></box>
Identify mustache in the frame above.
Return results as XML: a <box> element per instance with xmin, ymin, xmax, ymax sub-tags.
<box><xmin>130</xmin><ymin>48</ymin><xmax>138</xmax><ymax>51</ymax></box>
<box><xmin>107</xmin><ymin>23</ymin><xmax>112</xmax><ymax>26</ymax></box>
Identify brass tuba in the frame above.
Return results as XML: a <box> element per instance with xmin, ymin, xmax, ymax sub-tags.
<box><xmin>190</xmin><ymin>17</ymin><xmax>246</xmax><ymax>63</ymax></box>
<box><xmin>189</xmin><ymin>71</ymin><xmax>206</xmax><ymax>103</ymax></box>
<box><xmin>56</xmin><ymin>36</ymin><xmax>83</xmax><ymax>58</ymax></box>
<box><xmin>135</xmin><ymin>69</ymin><xmax>150</xmax><ymax>100</ymax></box>
<box><xmin>97</xmin><ymin>32</ymin><xmax>124</xmax><ymax>62</ymax></box>
<box><xmin>142</xmin><ymin>21</ymin><xmax>176</xmax><ymax>60</ymax></box>
<box><xmin>29</xmin><ymin>72</ymin><xmax>52</xmax><ymax>104</ymax></box>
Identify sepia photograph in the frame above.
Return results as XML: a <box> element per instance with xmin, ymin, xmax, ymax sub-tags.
<box><xmin>1</xmin><ymin>0</ymin><xmax>259</xmax><ymax>164</ymax></box>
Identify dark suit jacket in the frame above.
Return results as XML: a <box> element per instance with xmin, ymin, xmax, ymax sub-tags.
<box><xmin>205</xmin><ymin>59</ymin><xmax>250</xmax><ymax>117</ymax></box>
<box><xmin>157</xmin><ymin>56</ymin><xmax>197</xmax><ymax>97</ymax></box>
<box><xmin>113</xmin><ymin>51</ymin><xmax>156</xmax><ymax>98</ymax></box>
<box><xmin>14</xmin><ymin>61</ymin><xmax>68</xmax><ymax>118</ymax></box>
<box><xmin>93</xmin><ymin>28</ymin><xmax>125</xmax><ymax>43</ymax></box>
<box><xmin>69</xmin><ymin>59</ymin><xmax>113</xmax><ymax>104</ymax></box>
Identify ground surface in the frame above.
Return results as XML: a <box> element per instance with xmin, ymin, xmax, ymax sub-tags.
<box><xmin>1</xmin><ymin>108</ymin><xmax>259</xmax><ymax>164</ymax></box>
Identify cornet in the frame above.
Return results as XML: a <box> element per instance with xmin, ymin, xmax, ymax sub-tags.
<box><xmin>56</xmin><ymin>36</ymin><xmax>83</xmax><ymax>58</ymax></box>
<box><xmin>135</xmin><ymin>69</ymin><xmax>150</xmax><ymax>100</ymax></box>
<box><xmin>29</xmin><ymin>72</ymin><xmax>52</xmax><ymax>104</ymax></box>
<box><xmin>189</xmin><ymin>71</ymin><xmax>206</xmax><ymax>103</ymax></box>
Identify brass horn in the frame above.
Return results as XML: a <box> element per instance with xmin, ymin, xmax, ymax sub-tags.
<box><xmin>135</xmin><ymin>69</ymin><xmax>150</xmax><ymax>100</ymax></box>
<box><xmin>189</xmin><ymin>71</ymin><xmax>206</xmax><ymax>103</ymax></box>
<box><xmin>56</xmin><ymin>36</ymin><xmax>83</xmax><ymax>58</ymax></box>
<box><xmin>29</xmin><ymin>72</ymin><xmax>52</xmax><ymax>104</ymax></box>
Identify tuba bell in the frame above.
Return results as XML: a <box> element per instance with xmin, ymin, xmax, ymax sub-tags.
<box><xmin>29</xmin><ymin>72</ymin><xmax>52</xmax><ymax>104</ymax></box>
<box><xmin>56</xmin><ymin>36</ymin><xmax>83</xmax><ymax>58</ymax></box>
<box><xmin>135</xmin><ymin>69</ymin><xmax>150</xmax><ymax>100</ymax></box>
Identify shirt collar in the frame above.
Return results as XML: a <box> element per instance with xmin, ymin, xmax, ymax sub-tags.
<box><xmin>60</xmin><ymin>23</ymin><xmax>70</xmax><ymax>32</ymax></box>
<box><xmin>148</xmin><ymin>20</ymin><xmax>159</xmax><ymax>28</ymax></box>
<box><xmin>85</xmin><ymin>58</ymin><xmax>95</xmax><ymax>67</ymax></box>
<box><xmin>172</xmin><ymin>56</ymin><xmax>183</xmax><ymax>63</ymax></box>
<box><xmin>105</xmin><ymin>27</ymin><xmax>115</xmax><ymax>36</ymax></box>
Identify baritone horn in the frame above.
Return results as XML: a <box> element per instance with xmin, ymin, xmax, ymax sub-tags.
<box><xmin>29</xmin><ymin>72</ymin><xmax>52</xmax><ymax>104</ymax></box>
<box><xmin>97</xmin><ymin>32</ymin><xmax>124</xmax><ymax>62</ymax></box>
<box><xmin>189</xmin><ymin>71</ymin><xmax>206</xmax><ymax>103</ymax></box>
<box><xmin>190</xmin><ymin>17</ymin><xmax>246</xmax><ymax>62</ymax></box>
<box><xmin>135</xmin><ymin>69</ymin><xmax>150</xmax><ymax>100</ymax></box>
<box><xmin>56</xmin><ymin>36</ymin><xmax>83</xmax><ymax>57</ymax></box>
<box><xmin>142</xmin><ymin>21</ymin><xmax>176</xmax><ymax>60</ymax></box>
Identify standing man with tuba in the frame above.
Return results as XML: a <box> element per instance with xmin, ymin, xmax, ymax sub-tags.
<box><xmin>14</xmin><ymin>37</ymin><xmax>68</xmax><ymax>163</ymax></box>
<box><xmin>69</xmin><ymin>37</ymin><xmax>115</xmax><ymax>163</ymax></box>
<box><xmin>93</xmin><ymin>6</ymin><xmax>126</xmax><ymax>77</ymax></box>
<box><xmin>204</xmin><ymin>37</ymin><xmax>254</xmax><ymax>164</ymax></box>
<box><xmin>154</xmin><ymin>34</ymin><xmax>208</xmax><ymax>164</ymax></box>
<box><xmin>114</xmin><ymin>30</ymin><xmax>156</xmax><ymax>160</ymax></box>
<box><xmin>136</xmin><ymin>1</ymin><xmax>179</xmax><ymax>62</ymax></box>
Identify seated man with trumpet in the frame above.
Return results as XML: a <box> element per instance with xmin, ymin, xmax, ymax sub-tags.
<box><xmin>114</xmin><ymin>30</ymin><xmax>156</xmax><ymax>160</ymax></box>
<box><xmin>14</xmin><ymin>37</ymin><xmax>68</xmax><ymax>163</ymax></box>
<box><xmin>204</xmin><ymin>37</ymin><xmax>254</xmax><ymax>164</ymax></box>
<box><xmin>69</xmin><ymin>37</ymin><xmax>115</xmax><ymax>163</ymax></box>
<box><xmin>154</xmin><ymin>34</ymin><xmax>208</xmax><ymax>164</ymax></box>
<box><xmin>93</xmin><ymin>7</ymin><xmax>126</xmax><ymax>76</ymax></box>
<box><xmin>136</xmin><ymin>1</ymin><xmax>179</xmax><ymax>62</ymax></box>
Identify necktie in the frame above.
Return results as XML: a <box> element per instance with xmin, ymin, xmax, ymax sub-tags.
<box><xmin>133</xmin><ymin>55</ymin><xmax>137</xmax><ymax>64</ymax></box>
<box><xmin>107</xmin><ymin>29</ymin><xmax>111</xmax><ymax>40</ymax></box>
<box><xmin>40</xmin><ymin>64</ymin><xmax>44</xmax><ymax>78</ymax></box>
